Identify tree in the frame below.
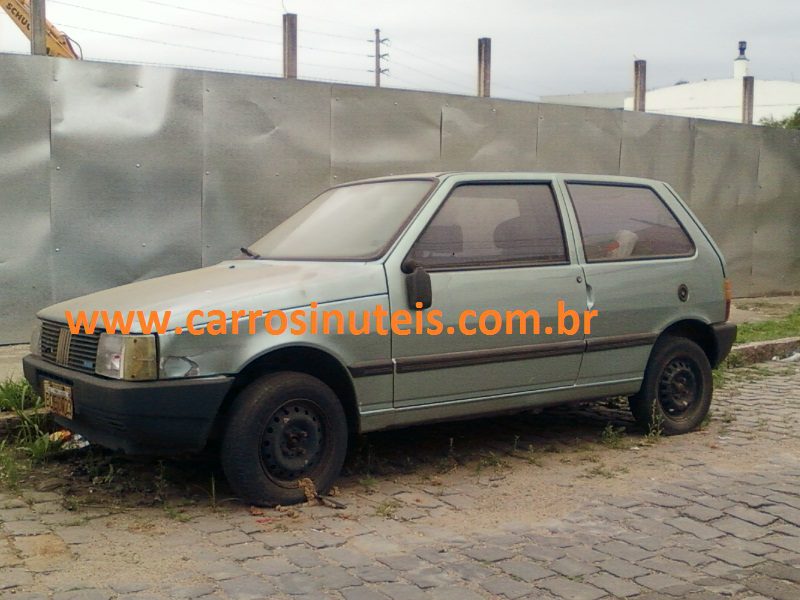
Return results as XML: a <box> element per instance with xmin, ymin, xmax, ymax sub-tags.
<box><xmin>761</xmin><ymin>107</ymin><xmax>800</xmax><ymax>129</ymax></box>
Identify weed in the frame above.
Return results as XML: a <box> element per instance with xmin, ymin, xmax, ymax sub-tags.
<box><xmin>358</xmin><ymin>475</ymin><xmax>378</xmax><ymax>494</ymax></box>
<box><xmin>435</xmin><ymin>437</ymin><xmax>459</xmax><ymax>474</ymax></box>
<box><xmin>523</xmin><ymin>444</ymin><xmax>543</xmax><ymax>467</ymax></box>
<box><xmin>600</xmin><ymin>423</ymin><xmax>628</xmax><ymax>449</ymax></box>
<box><xmin>91</xmin><ymin>463</ymin><xmax>117</xmax><ymax>487</ymax></box>
<box><xmin>164</xmin><ymin>505</ymin><xmax>191</xmax><ymax>522</ymax></box>
<box><xmin>0</xmin><ymin>379</ymin><xmax>41</xmax><ymax>412</ymax></box>
<box><xmin>644</xmin><ymin>402</ymin><xmax>663</xmax><ymax>444</ymax></box>
<box><xmin>11</xmin><ymin>403</ymin><xmax>61</xmax><ymax>463</ymax></box>
<box><xmin>583</xmin><ymin>464</ymin><xmax>628</xmax><ymax>479</ymax></box>
<box><xmin>0</xmin><ymin>440</ymin><xmax>21</xmax><ymax>488</ymax></box>
<box><xmin>23</xmin><ymin>434</ymin><xmax>60</xmax><ymax>463</ymax></box>
<box><xmin>209</xmin><ymin>474</ymin><xmax>217</xmax><ymax>511</ymax></box>
<box><xmin>154</xmin><ymin>461</ymin><xmax>168</xmax><ymax>503</ymax></box>
<box><xmin>62</xmin><ymin>496</ymin><xmax>80</xmax><ymax>511</ymax></box>
<box><xmin>736</xmin><ymin>307</ymin><xmax>800</xmax><ymax>343</ymax></box>
<box><xmin>700</xmin><ymin>409</ymin><xmax>713</xmax><ymax>430</ymax></box>
<box><xmin>475</xmin><ymin>451</ymin><xmax>508</xmax><ymax>474</ymax></box>
<box><xmin>374</xmin><ymin>498</ymin><xmax>401</xmax><ymax>518</ymax></box>
<box><xmin>712</xmin><ymin>367</ymin><xmax>727</xmax><ymax>389</ymax></box>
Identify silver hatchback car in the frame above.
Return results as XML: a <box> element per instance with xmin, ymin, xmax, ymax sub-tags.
<box><xmin>24</xmin><ymin>173</ymin><xmax>736</xmax><ymax>505</ymax></box>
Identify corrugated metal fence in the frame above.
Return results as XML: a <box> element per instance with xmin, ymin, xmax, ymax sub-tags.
<box><xmin>1</xmin><ymin>54</ymin><xmax>799</xmax><ymax>343</ymax></box>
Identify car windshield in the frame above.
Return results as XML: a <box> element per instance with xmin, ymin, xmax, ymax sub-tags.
<box><xmin>248</xmin><ymin>179</ymin><xmax>435</xmax><ymax>260</ymax></box>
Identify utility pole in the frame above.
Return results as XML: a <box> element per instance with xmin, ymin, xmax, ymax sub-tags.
<box><xmin>31</xmin><ymin>0</ymin><xmax>47</xmax><ymax>56</ymax></box>
<box><xmin>370</xmin><ymin>28</ymin><xmax>388</xmax><ymax>87</ymax></box>
<box><xmin>633</xmin><ymin>59</ymin><xmax>646</xmax><ymax>112</ymax></box>
<box><xmin>283</xmin><ymin>13</ymin><xmax>297</xmax><ymax>79</ymax></box>
<box><xmin>477</xmin><ymin>37</ymin><xmax>491</xmax><ymax>97</ymax></box>
<box><xmin>742</xmin><ymin>75</ymin><xmax>754</xmax><ymax>124</ymax></box>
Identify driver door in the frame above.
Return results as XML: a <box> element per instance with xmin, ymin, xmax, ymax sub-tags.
<box><xmin>384</xmin><ymin>180</ymin><xmax>588</xmax><ymax>410</ymax></box>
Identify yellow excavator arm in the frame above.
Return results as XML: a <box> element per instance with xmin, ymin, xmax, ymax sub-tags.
<box><xmin>2</xmin><ymin>0</ymin><xmax>79</xmax><ymax>58</ymax></box>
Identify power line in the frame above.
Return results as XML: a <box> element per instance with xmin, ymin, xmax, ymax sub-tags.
<box><xmin>53</xmin><ymin>1</ymin><xmax>369</xmax><ymax>58</ymax></box>
<box><xmin>126</xmin><ymin>0</ymin><xmax>366</xmax><ymax>42</ymax></box>
<box><xmin>57</xmin><ymin>24</ymin><xmax>282</xmax><ymax>62</ymax></box>
<box><xmin>128</xmin><ymin>0</ymin><xmax>281</xmax><ymax>28</ymax></box>
<box><xmin>300</xmin><ymin>61</ymin><xmax>370</xmax><ymax>74</ymax></box>
<box><xmin>392</xmin><ymin>43</ymin><xmax>542</xmax><ymax>99</ymax></box>
<box><xmin>296</xmin><ymin>28</ymin><xmax>365</xmax><ymax>43</ymax></box>
<box><xmin>51</xmin><ymin>1</ymin><xmax>283</xmax><ymax>45</ymax></box>
<box><xmin>391</xmin><ymin>44</ymin><xmax>474</xmax><ymax>80</ymax></box>
<box><xmin>94</xmin><ymin>55</ymin><xmax>282</xmax><ymax>78</ymax></box>
<box><xmin>388</xmin><ymin>58</ymin><xmax>468</xmax><ymax>92</ymax></box>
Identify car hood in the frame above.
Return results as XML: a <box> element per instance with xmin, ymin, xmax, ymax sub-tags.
<box><xmin>38</xmin><ymin>260</ymin><xmax>387</xmax><ymax>333</ymax></box>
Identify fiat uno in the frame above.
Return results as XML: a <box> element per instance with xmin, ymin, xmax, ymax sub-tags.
<box><xmin>24</xmin><ymin>173</ymin><xmax>736</xmax><ymax>505</ymax></box>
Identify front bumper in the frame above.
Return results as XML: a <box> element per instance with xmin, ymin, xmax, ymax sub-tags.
<box><xmin>23</xmin><ymin>355</ymin><xmax>234</xmax><ymax>454</ymax></box>
<box><xmin>711</xmin><ymin>321</ymin><xmax>737</xmax><ymax>367</ymax></box>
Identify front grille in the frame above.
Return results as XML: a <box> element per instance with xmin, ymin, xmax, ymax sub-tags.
<box><xmin>40</xmin><ymin>320</ymin><xmax>102</xmax><ymax>373</ymax></box>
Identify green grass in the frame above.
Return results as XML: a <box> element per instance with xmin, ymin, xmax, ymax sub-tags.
<box><xmin>600</xmin><ymin>423</ymin><xmax>628</xmax><ymax>449</ymax></box>
<box><xmin>736</xmin><ymin>307</ymin><xmax>800</xmax><ymax>343</ymax></box>
<box><xmin>0</xmin><ymin>379</ymin><xmax>41</xmax><ymax>412</ymax></box>
<box><xmin>0</xmin><ymin>379</ymin><xmax>61</xmax><ymax>489</ymax></box>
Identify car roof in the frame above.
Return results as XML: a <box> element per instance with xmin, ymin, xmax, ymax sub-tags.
<box><xmin>338</xmin><ymin>172</ymin><xmax>666</xmax><ymax>187</ymax></box>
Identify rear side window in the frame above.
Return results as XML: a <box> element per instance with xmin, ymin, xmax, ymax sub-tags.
<box><xmin>408</xmin><ymin>183</ymin><xmax>567</xmax><ymax>269</ymax></box>
<box><xmin>567</xmin><ymin>183</ymin><xmax>694</xmax><ymax>262</ymax></box>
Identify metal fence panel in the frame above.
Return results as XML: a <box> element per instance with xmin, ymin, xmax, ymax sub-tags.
<box><xmin>0</xmin><ymin>55</ymin><xmax>53</xmax><ymax>344</ymax></box>
<box><xmin>49</xmin><ymin>59</ymin><xmax>203</xmax><ymax>303</ymax></box>
<box><xmin>536</xmin><ymin>104</ymin><xmax>623</xmax><ymax>174</ymax></box>
<box><xmin>753</xmin><ymin>127</ymin><xmax>800</xmax><ymax>294</ymax></box>
<box><xmin>202</xmin><ymin>75</ymin><xmax>332</xmax><ymax>265</ymax></box>
<box><xmin>440</xmin><ymin>98</ymin><xmax>538</xmax><ymax>170</ymax></box>
<box><xmin>620</xmin><ymin>111</ymin><xmax>694</xmax><ymax>198</ymax></box>
<box><xmin>331</xmin><ymin>86</ymin><xmax>443</xmax><ymax>182</ymax></box>
<box><xmin>2</xmin><ymin>54</ymin><xmax>800</xmax><ymax>343</ymax></box>
<box><xmin>687</xmin><ymin>120</ymin><xmax>762</xmax><ymax>297</ymax></box>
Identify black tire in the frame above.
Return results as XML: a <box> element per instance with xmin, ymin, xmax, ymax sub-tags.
<box><xmin>629</xmin><ymin>335</ymin><xmax>712</xmax><ymax>435</ymax></box>
<box><xmin>221</xmin><ymin>372</ymin><xmax>348</xmax><ymax>506</ymax></box>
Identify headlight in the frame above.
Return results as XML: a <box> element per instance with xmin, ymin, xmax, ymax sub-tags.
<box><xmin>96</xmin><ymin>334</ymin><xmax>158</xmax><ymax>381</ymax></box>
<box><xmin>30</xmin><ymin>321</ymin><xmax>42</xmax><ymax>357</ymax></box>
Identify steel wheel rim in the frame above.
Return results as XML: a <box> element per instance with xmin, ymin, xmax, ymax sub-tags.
<box><xmin>657</xmin><ymin>357</ymin><xmax>700</xmax><ymax>418</ymax></box>
<box><xmin>260</xmin><ymin>398</ymin><xmax>325</xmax><ymax>484</ymax></box>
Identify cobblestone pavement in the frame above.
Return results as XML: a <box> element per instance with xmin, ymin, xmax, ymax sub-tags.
<box><xmin>3</xmin><ymin>363</ymin><xmax>800</xmax><ymax>599</ymax></box>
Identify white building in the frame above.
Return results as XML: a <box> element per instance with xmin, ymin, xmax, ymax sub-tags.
<box><xmin>623</xmin><ymin>42</ymin><xmax>800</xmax><ymax>124</ymax></box>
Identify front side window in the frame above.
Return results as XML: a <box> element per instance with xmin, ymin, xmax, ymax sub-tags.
<box><xmin>408</xmin><ymin>183</ymin><xmax>567</xmax><ymax>269</ymax></box>
<box><xmin>567</xmin><ymin>183</ymin><xmax>694</xmax><ymax>262</ymax></box>
<box><xmin>249</xmin><ymin>179</ymin><xmax>435</xmax><ymax>260</ymax></box>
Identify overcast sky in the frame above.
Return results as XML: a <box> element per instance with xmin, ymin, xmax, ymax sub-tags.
<box><xmin>1</xmin><ymin>0</ymin><xmax>798</xmax><ymax>100</ymax></box>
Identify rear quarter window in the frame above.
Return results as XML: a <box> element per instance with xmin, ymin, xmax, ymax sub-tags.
<box><xmin>566</xmin><ymin>183</ymin><xmax>695</xmax><ymax>262</ymax></box>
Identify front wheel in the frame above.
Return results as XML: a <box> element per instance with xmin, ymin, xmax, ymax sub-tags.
<box><xmin>221</xmin><ymin>372</ymin><xmax>348</xmax><ymax>506</ymax></box>
<box><xmin>629</xmin><ymin>335</ymin><xmax>712</xmax><ymax>435</ymax></box>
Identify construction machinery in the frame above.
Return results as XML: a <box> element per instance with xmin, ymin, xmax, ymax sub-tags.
<box><xmin>2</xmin><ymin>0</ymin><xmax>80</xmax><ymax>58</ymax></box>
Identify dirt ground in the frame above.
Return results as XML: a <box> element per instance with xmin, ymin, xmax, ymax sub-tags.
<box><xmin>3</xmin><ymin>350</ymin><xmax>800</xmax><ymax>598</ymax></box>
<box><xmin>729</xmin><ymin>294</ymin><xmax>800</xmax><ymax>324</ymax></box>
<box><xmin>7</xmin><ymin>363</ymin><xmax>797</xmax><ymax>534</ymax></box>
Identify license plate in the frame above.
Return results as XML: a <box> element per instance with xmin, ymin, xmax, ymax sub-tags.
<box><xmin>43</xmin><ymin>380</ymin><xmax>73</xmax><ymax>419</ymax></box>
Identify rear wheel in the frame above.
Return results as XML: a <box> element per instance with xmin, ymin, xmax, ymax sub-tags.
<box><xmin>629</xmin><ymin>335</ymin><xmax>712</xmax><ymax>435</ymax></box>
<box><xmin>221</xmin><ymin>372</ymin><xmax>348</xmax><ymax>506</ymax></box>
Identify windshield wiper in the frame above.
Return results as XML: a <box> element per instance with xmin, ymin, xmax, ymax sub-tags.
<box><xmin>240</xmin><ymin>246</ymin><xmax>261</xmax><ymax>259</ymax></box>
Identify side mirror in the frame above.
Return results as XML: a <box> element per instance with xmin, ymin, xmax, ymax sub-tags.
<box><xmin>402</xmin><ymin>260</ymin><xmax>432</xmax><ymax>309</ymax></box>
